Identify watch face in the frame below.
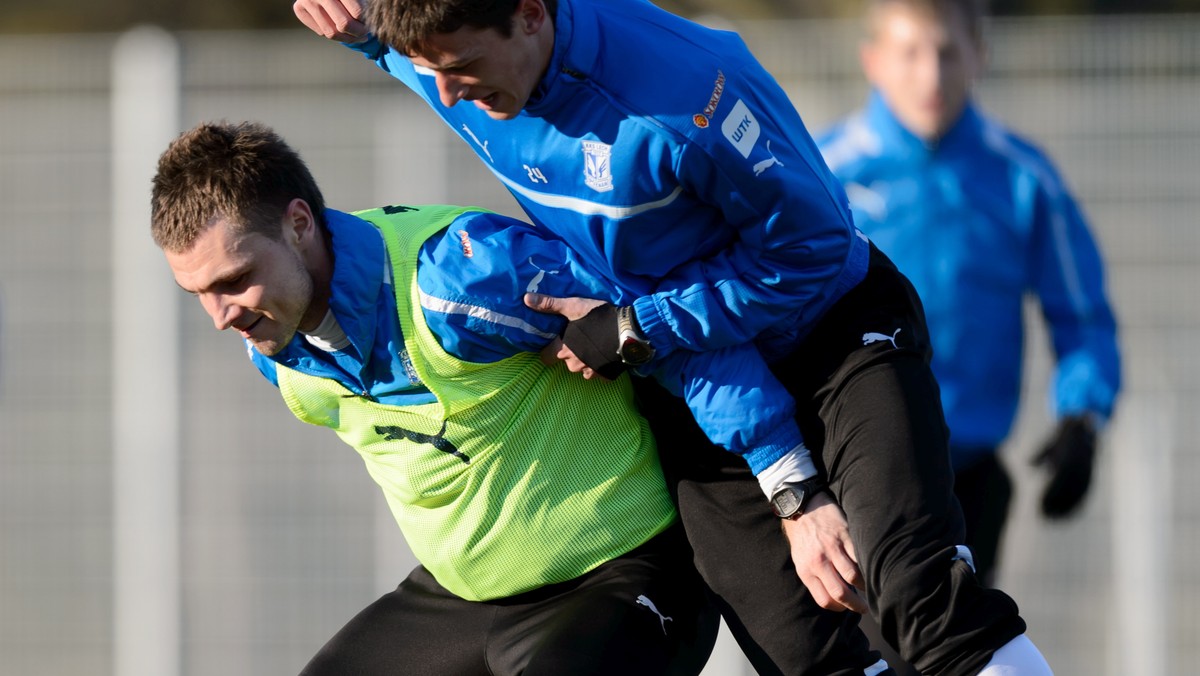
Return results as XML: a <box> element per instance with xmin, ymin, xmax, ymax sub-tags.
<box><xmin>771</xmin><ymin>486</ymin><xmax>804</xmax><ymax>518</ymax></box>
<box><xmin>619</xmin><ymin>337</ymin><xmax>654</xmax><ymax>365</ymax></box>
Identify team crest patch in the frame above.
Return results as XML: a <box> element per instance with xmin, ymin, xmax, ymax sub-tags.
<box><xmin>582</xmin><ymin>140</ymin><xmax>614</xmax><ymax>193</ymax></box>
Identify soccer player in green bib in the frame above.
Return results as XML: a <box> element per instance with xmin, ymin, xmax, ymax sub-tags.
<box><xmin>150</xmin><ymin>121</ymin><xmax>722</xmax><ymax>675</ymax></box>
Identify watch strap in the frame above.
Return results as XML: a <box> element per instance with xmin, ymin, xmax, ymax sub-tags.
<box><xmin>770</xmin><ymin>476</ymin><xmax>827</xmax><ymax>519</ymax></box>
<box><xmin>616</xmin><ymin>305</ymin><xmax>655</xmax><ymax>365</ymax></box>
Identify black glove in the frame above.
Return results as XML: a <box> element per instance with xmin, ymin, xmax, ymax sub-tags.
<box><xmin>561</xmin><ymin>303</ymin><xmax>627</xmax><ymax>380</ymax></box>
<box><xmin>1031</xmin><ymin>415</ymin><xmax>1097</xmax><ymax>519</ymax></box>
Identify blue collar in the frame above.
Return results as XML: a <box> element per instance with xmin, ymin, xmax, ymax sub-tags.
<box><xmin>273</xmin><ymin>209</ymin><xmax>387</xmax><ymax>365</ymax></box>
<box><xmin>322</xmin><ymin>209</ymin><xmax>388</xmax><ymax>358</ymax></box>
<box><xmin>524</xmin><ymin>0</ymin><xmax>594</xmax><ymax>116</ymax></box>
<box><xmin>865</xmin><ymin>89</ymin><xmax>984</xmax><ymax>158</ymax></box>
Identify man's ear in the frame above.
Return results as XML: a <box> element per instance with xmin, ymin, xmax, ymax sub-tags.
<box><xmin>284</xmin><ymin>198</ymin><xmax>316</xmax><ymax>245</ymax></box>
<box><xmin>515</xmin><ymin>0</ymin><xmax>548</xmax><ymax>36</ymax></box>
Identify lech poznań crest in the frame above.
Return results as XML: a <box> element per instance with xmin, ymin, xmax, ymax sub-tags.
<box><xmin>582</xmin><ymin>140</ymin><xmax>614</xmax><ymax>193</ymax></box>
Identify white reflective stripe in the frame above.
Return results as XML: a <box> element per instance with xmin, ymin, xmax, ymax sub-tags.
<box><xmin>844</xmin><ymin>182</ymin><xmax>888</xmax><ymax>221</ymax></box>
<box><xmin>413</xmin><ymin>64</ymin><xmax>436</xmax><ymax>76</ymax></box>
<box><xmin>864</xmin><ymin>659</ymin><xmax>891</xmax><ymax>676</ymax></box>
<box><xmin>981</xmin><ymin>117</ymin><xmax>1092</xmax><ymax>318</ymax></box>
<box><xmin>820</xmin><ymin>111</ymin><xmax>880</xmax><ymax>172</ymax></box>
<box><xmin>419</xmin><ymin>290</ymin><xmax>559</xmax><ymax>341</ymax></box>
<box><xmin>494</xmin><ymin>169</ymin><xmax>684</xmax><ymax>219</ymax></box>
<box><xmin>1050</xmin><ymin>207</ymin><xmax>1089</xmax><ymax>316</ymax></box>
<box><xmin>952</xmin><ymin>544</ymin><xmax>977</xmax><ymax>573</ymax></box>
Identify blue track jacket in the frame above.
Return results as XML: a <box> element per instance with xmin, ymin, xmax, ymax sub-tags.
<box><xmin>345</xmin><ymin>0</ymin><xmax>871</xmax><ymax>476</ymax></box>
<box><xmin>817</xmin><ymin>92</ymin><xmax>1121</xmax><ymax>465</ymax></box>
<box><xmin>250</xmin><ymin>208</ymin><xmax>804</xmax><ymax>467</ymax></box>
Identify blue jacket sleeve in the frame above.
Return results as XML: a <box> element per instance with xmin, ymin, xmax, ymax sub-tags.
<box><xmin>418</xmin><ymin>211</ymin><xmax>805</xmax><ymax>470</ymax></box>
<box><xmin>415</xmin><ymin>212</ymin><xmax>583</xmax><ymax>361</ymax></box>
<box><xmin>344</xmin><ymin>36</ymin><xmax>426</xmax><ymax>92</ymax></box>
<box><xmin>650</xmin><ymin>345</ymin><xmax>803</xmax><ymax>474</ymax></box>
<box><xmin>632</xmin><ymin>68</ymin><xmax>865</xmax><ymax>355</ymax></box>
<box><xmin>1030</xmin><ymin>166</ymin><xmax>1122</xmax><ymax>422</ymax></box>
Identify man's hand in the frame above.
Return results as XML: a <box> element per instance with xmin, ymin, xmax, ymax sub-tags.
<box><xmin>293</xmin><ymin>0</ymin><xmax>369</xmax><ymax>43</ymax></box>
<box><xmin>780</xmin><ymin>492</ymin><xmax>868</xmax><ymax>613</ymax></box>
<box><xmin>524</xmin><ymin>293</ymin><xmax>608</xmax><ymax>379</ymax></box>
<box><xmin>1032</xmin><ymin>415</ymin><xmax>1098</xmax><ymax>519</ymax></box>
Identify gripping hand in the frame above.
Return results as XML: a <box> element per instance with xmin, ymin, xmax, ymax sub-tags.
<box><xmin>524</xmin><ymin>294</ymin><xmax>626</xmax><ymax>380</ymax></box>
<box><xmin>561</xmin><ymin>303</ymin><xmax>627</xmax><ymax>380</ymax></box>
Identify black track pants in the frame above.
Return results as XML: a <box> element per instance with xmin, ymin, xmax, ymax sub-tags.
<box><xmin>635</xmin><ymin>245</ymin><xmax>1026</xmax><ymax>675</ymax></box>
<box><xmin>299</xmin><ymin>524</ymin><xmax>719</xmax><ymax>676</ymax></box>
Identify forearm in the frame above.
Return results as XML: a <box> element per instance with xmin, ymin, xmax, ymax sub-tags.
<box><xmin>1035</xmin><ymin>177</ymin><xmax>1122</xmax><ymax>419</ymax></box>
<box><xmin>417</xmin><ymin>212</ymin><xmax>620</xmax><ymax>361</ymax></box>
<box><xmin>1051</xmin><ymin>346</ymin><xmax>1121</xmax><ymax>421</ymax></box>
<box><xmin>660</xmin><ymin>345</ymin><xmax>820</xmax><ymax>497</ymax></box>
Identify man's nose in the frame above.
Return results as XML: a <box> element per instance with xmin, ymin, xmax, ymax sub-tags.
<box><xmin>435</xmin><ymin>72</ymin><xmax>468</xmax><ymax>107</ymax></box>
<box><xmin>201</xmin><ymin>293</ymin><xmax>237</xmax><ymax>331</ymax></box>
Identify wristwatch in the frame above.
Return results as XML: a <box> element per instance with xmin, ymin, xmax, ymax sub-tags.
<box><xmin>769</xmin><ymin>477</ymin><xmax>827</xmax><ymax>519</ymax></box>
<box><xmin>616</xmin><ymin>305</ymin><xmax>655</xmax><ymax>366</ymax></box>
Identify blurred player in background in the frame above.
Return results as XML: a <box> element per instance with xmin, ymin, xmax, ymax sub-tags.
<box><xmin>818</xmin><ymin>0</ymin><xmax>1121</xmax><ymax>588</ymax></box>
<box><xmin>817</xmin><ymin>1</ymin><xmax>1120</xmax><ymax>671</ymax></box>
<box><xmin>294</xmin><ymin>0</ymin><xmax>1056</xmax><ymax>672</ymax></box>
<box><xmin>150</xmin><ymin>121</ymin><xmax>719</xmax><ymax>676</ymax></box>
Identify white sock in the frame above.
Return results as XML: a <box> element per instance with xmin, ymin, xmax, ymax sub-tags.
<box><xmin>976</xmin><ymin>634</ymin><xmax>1053</xmax><ymax>675</ymax></box>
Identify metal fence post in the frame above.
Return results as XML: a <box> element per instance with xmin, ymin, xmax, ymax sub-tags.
<box><xmin>111</xmin><ymin>25</ymin><xmax>182</xmax><ymax>676</ymax></box>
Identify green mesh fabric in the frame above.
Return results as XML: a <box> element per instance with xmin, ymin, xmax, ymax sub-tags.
<box><xmin>276</xmin><ymin>205</ymin><xmax>675</xmax><ymax>601</ymax></box>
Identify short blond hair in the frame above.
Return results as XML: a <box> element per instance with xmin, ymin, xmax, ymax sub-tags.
<box><xmin>150</xmin><ymin>121</ymin><xmax>325</xmax><ymax>253</ymax></box>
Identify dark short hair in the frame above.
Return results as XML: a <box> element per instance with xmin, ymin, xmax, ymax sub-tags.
<box><xmin>150</xmin><ymin>121</ymin><xmax>325</xmax><ymax>253</ymax></box>
<box><xmin>366</xmin><ymin>0</ymin><xmax>557</xmax><ymax>55</ymax></box>
<box><xmin>866</xmin><ymin>0</ymin><xmax>986</xmax><ymax>45</ymax></box>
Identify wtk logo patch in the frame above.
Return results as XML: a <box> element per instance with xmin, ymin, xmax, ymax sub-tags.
<box><xmin>582</xmin><ymin>140</ymin><xmax>614</xmax><ymax>192</ymax></box>
<box><xmin>722</xmin><ymin>99</ymin><xmax>760</xmax><ymax>158</ymax></box>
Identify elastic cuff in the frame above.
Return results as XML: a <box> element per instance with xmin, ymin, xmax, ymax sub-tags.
<box><xmin>739</xmin><ymin>419</ymin><xmax>804</xmax><ymax>471</ymax></box>
<box><xmin>631</xmin><ymin>295</ymin><xmax>676</xmax><ymax>360</ymax></box>
<box><xmin>1063</xmin><ymin>409</ymin><xmax>1107</xmax><ymax>432</ymax></box>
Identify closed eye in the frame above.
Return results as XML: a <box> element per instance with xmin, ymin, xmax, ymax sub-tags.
<box><xmin>219</xmin><ymin>273</ymin><xmax>248</xmax><ymax>290</ymax></box>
